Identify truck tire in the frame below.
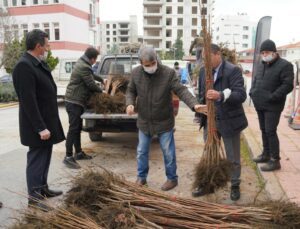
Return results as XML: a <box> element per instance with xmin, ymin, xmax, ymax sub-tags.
<box><xmin>89</xmin><ymin>132</ymin><xmax>103</xmax><ymax>141</ymax></box>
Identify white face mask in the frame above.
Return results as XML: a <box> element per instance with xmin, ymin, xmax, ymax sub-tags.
<box><xmin>262</xmin><ymin>53</ymin><xmax>274</xmax><ymax>62</ymax></box>
<box><xmin>39</xmin><ymin>51</ymin><xmax>48</xmax><ymax>61</ymax></box>
<box><xmin>143</xmin><ymin>62</ymin><xmax>157</xmax><ymax>74</ymax></box>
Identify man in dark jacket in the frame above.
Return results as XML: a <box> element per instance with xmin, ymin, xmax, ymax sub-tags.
<box><xmin>63</xmin><ymin>47</ymin><xmax>103</xmax><ymax>169</ymax></box>
<box><xmin>126</xmin><ymin>47</ymin><xmax>206</xmax><ymax>191</ymax></box>
<box><xmin>192</xmin><ymin>44</ymin><xmax>248</xmax><ymax>201</ymax></box>
<box><xmin>12</xmin><ymin>29</ymin><xmax>65</xmax><ymax>209</ymax></box>
<box><xmin>250</xmin><ymin>39</ymin><xmax>294</xmax><ymax>171</ymax></box>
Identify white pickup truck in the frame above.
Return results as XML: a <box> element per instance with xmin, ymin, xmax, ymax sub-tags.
<box><xmin>81</xmin><ymin>54</ymin><xmax>180</xmax><ymax>141</ymax></box>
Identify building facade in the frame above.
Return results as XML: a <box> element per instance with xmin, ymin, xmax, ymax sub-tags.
<box><xmin>100</xmin><ymin>15</ymin><xmax>138</xmax><ymax>54</ymax></box>
<box><xmin>213</xmin><ymin>13</ymin><xmax>256</xmax><ymax>52</ymax></box>
<box><xmin>0</xmin><ymin>0</ymin><xmax>100</xmax><ymax>59</ymax></box>
<box><xmin>143</xmin><ymin>0</ymin><xmax>214</xmax><ymax>55</ymax></box>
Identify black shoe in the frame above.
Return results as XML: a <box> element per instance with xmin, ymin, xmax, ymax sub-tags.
<box><xmin>260</xmin><ymin>158</ymin><xmax>281</xmax><ymax>172</ymax></box>
<box><xmin>253</xmin><ymin>154</ymin><xmax>270</xmax><ymax>163</ymax></box>
<box><xmin>28</xmin><ymin>199</ymin><xmax>51</xmax><ymax>212</ymax></box>
<box><xmin>192</xmin><ymin>186</ymin><xmax>214</xmax><ymax>197</ymax></box>
<box><xmin>41</xmin><ymin>185</ymin><xmax>63</xmax><ymax>198</ymax></box>
<box><xmin>74</xmin><ymin>151</ymin><xmax>92</xmax><ymax>160</ymax></box>
<box><xmin>63</xmin><ymin>156</ymin><xmax>81</xmax><ymax>169</ymax></box>
<box><xmin>0</xmin><ymin>201</ymin><xmax>2</xmax><ymax>208</ymax></box>
<box><xmin>230</xmin><ymin>186</ymin><xmax>240</xmax><ymax>201</ymax></box>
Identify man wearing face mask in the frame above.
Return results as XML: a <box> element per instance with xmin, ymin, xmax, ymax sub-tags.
<box><xmin>126</xmin><ymin>47</ymin><xmax>206</xmax><ymax>191</ymax></box>
<box><xmin>250</xmin><ymin>39</ymin><xmax>294</xmax><ymax>171</ymax></box>
<box><xmin>63</xmin><ymin>47</ymin><xmax>103</xmax><ymax>169</ymax></box>
<box><xmin>13</xmin><ymin>29</ymin><xmax>65</xmax><ymax>210</ymax></box>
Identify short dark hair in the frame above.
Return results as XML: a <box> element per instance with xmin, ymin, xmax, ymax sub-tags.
<box><xmin>26</xmin><ymin>29</ymin><xmax>49</xmax><ymax>51</ymax></box>
<box><xmin>174</xmin><ymin>61</ymin><xmax>179</xmax><ymax>66</ymax></box>
<box><xmin>210</xmin><ymin>43</ymin><xmax>221</xmax><ymax>54</ymax></box>
<box><xmin>84</xmin><ymin>47</ymin><xmax>99</xmax><ymax>59</ymax></box>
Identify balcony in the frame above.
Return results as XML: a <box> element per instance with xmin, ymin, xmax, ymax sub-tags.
<box><xmin>144</xmin><ymin>12</ymin><xmax>163</xmax><ymax>17</ymax></box>
<box><xmin>143</xmin><ymin>0</ymin><xmax>163</xmax><ymax>6</ymax></box>
<box><xmin>144</xmin><ymin>24</ymin><xmax>162</xmax><ymax>29</ymax></box>
<box><xmin>143</xmin><ymin>36</ymin><xmax>162</xmax><ymax>40</ymax></box>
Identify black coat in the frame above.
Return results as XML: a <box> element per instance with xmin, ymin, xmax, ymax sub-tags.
<box><xmin>12</xmin><ymin>52</ymin><xmax>65</xmax><ymax>147</ymax></box>
<box><xmin>198</xmin><ymin>61</ymin><xmax>248</xmax><ymax>137</ymax></box>
<box><xmin>250</xmin><ymin>56</ymin><xmax>294</xmax><ymax>112</ymax></box>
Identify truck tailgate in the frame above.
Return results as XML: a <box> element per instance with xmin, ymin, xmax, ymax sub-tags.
<box><xmin>81</xmin><ymin>112</ymin><xmax>137</xmax><ymax>119</ymax></box>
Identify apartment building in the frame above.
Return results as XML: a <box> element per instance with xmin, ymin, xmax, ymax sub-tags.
<box><xmin>213</xmin><ymin>13</ymin><xmax>256</xmax><ymax>52</ymax></box>
<box><xmin>100</xmin><ymin>15</ymin><xmax>138</xmax><ymax>54</ymax></box>
<box><xmin>143</xmin><ymin>0</ymin><xmax>214</xmax><ymax>55</ymax></box>
<box><xmin>0</xmin><ymin>0</ymin><xmax>100</xmax><ymax>59</ymax></box>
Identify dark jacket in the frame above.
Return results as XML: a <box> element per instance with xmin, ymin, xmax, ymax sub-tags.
<box><xmin>12</xmin><ymin>52</ymin><xmax>65</xmax><ymax>147</ymax></box>
<box><xmin>65</xmin><ymin>55</ymin><xmax>102</xmax><ymax>106</ymax></box>
<box><xmin>198</xmin><ymin>60</ymin><xmax>248</xmax><ymax>137</ymax></box>
<box><xmin>126</xmin><ymin>64</ymin><xmax>198</xmax><ymax>135</ymax></box>
<box><xmin>250</xmin><ymin>56</ymin><xmax>294</xmax><ymax>112</ymax></box>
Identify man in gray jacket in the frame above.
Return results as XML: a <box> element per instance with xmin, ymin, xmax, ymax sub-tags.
<box><xmin>126</xmin><ymin>47</ymin><xmax>206</xmax><ymax>191</ymax></box>
<box><xmin>64</xmin><ymin>47</ymin><xmax>103</xmax><ymax>169</ymax></box>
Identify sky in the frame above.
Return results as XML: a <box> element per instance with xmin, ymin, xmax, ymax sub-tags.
<box><xmin>100</xmin><ymin>0</ymin><xmax>300</xmax><ymax>46</ymax></box>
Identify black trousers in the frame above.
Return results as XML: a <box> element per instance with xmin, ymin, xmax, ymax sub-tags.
<box><xmin>256</xmin><ymin>110</ymin><xmax>281</xmax><ymax>160</ymax></box>
<box><xmin>65</xmin><ymin>102</ymin><xmax>84</xmax><ymax>156</ymax></box>
<box><xmin>27</xmin><ymin>145</ymin><xmax>52</xmax><ymax>199</ymax></box>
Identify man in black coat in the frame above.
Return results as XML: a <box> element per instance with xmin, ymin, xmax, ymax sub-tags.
<box><xmin>250</xmin><ymin>39</ymin><xmax>294</xmax><ymax>171</ymax></box>
<box><xmin>12</xmin><ymin>29</ymin><xmax>65</xmax><ymax>209</ymax></box>
<box><xmin>192</xmin><ymin>44</ymin><xmax>248</xmax><ymax>201</ymax></box>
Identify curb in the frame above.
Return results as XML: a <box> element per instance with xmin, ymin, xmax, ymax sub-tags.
<box><xmin>242</xmin><ymin>127</ymin><xmax>287</xmax><ymax>201</ymax></box>
<box><xmin>0</xmin><ymin>102</ymin><xmax>18</xmax><ymax>109</ymax></box>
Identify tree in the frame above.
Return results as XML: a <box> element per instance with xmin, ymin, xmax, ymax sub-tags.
<box><xmin>46</xmin><ymin>50</ymin><xmax>59</xmax><ymax>71</ymax></box>
<box><xmin>108</xmin><ymin>43</ymin><xmax>119</xmax><ymax>55</ymax></box>
<box><xmin>173</xmin><ymin>36</ymin><xmax>184</xmax><ymax>60</ymax></box>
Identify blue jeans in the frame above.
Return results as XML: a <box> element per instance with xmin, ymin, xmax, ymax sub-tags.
<box><xmin>137</xmin><ymin>129</ymin><xmax>178</xmax><ymax>181</ymax></box>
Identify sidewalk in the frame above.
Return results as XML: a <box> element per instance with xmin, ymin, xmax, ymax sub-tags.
<box><xmin>243</xmin><ymin>105</ymin><xmax>300</xmax><ymax>204</ymax></box>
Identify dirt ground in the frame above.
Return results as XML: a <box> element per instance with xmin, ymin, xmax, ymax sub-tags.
<box><xmin>54</xmin><ymin>102</ymin><xmax>268</xmax><ymax>206</ymax></box>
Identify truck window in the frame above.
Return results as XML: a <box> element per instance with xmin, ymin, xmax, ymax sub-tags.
<box><xmin>99</xmin><ymin>58</ymin><xmax>140</xmax><ymax>76</ymax></box>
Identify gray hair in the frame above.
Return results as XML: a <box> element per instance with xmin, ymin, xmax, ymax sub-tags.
<box><xmin>138</xmin><ymin>46</ymin><xmax>157</xmax><ymax>62</ymax></box>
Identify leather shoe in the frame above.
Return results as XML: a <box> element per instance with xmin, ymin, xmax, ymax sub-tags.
<box><xmin>161</xmin><ymin>180</ymin><xmax>178</xmax><ymax>191</ymax></box>
<box><xmin>135</xmin><ymin>178</ymin><xmax>147</xmax><ymax>186</ymax></box>
<box><xmin>230</xmin><ymin>186</ymin><xmax>240</xmax><ymax>201</ymax></box>
<box><xmin>260</xmin><ymin>158</ymin><xmax>281</xmax><ymax>171</ymax></box>
<box><xmin>74</xmin><ymin>151</ymin><xmax>92</xmax><ymax>160</ymax></box>
<box><xmin>192</xmin><ymin>186</ymin><xmax>214</xmax><ymax>197</ymax></box>
<box><xmin>28</xmin><ymin>199</ymin><xmax>51</xmax><ymax>212</ymax></box>
<box><xmin>41</xmin><ymin>185</ymin><xmax>63</xmax><ymax>198</ymax></box>
<box><xmin>253</xmin><ymin>154</ymin><xmax>270</xmax><ymax>163</ymax></box>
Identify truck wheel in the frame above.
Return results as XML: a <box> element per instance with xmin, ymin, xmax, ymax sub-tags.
<box><xmin>89</xmin><ymin>132</ymin><xmax>103</xmax><ymax>141</ymax></box>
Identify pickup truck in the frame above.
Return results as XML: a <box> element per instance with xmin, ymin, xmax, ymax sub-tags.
<box><xmin>81</xmin><ymin>54</ymin><xmax>180</xmax><ymax>141</ymax></box>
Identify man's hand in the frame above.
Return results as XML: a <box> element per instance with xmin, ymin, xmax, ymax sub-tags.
<box><xmin>207</xmin><ymin>89</ymin><xmax>221</xmax><ymax>100</ymax></box>
<box><xmin>194</xmin><ymin>104</ymin><xmax>207</xmax><ymax>115</ymax></box>
<box><xmin>39</xmin><ymin>129</ymin><xmax>51</xmax><ymax>140</ymax></box>
<box><xmin>126</xmin><ymin>105</ymin><xmax>135</xmax><ymax>115</ymax></box>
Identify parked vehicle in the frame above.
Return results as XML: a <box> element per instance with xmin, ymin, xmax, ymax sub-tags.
<box><xmin>81</xmin><ymin>54</ymin><xmax>180</xmax><ymax>141</ymax></box>
<box><xmin>0</xmin><ymin>74</ymin><xmax>13</xmax><ymax>84</ymax></box>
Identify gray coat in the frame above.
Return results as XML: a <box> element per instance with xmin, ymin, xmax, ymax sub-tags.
<box><xmin>126</xmin><ymin>64</ymin><xmax>198</xmax><ymax>135</ymax></box>
<box><xmin>65</xmin><ymin>55</ymin><xmax>102</xmax><ymax>106</ymax></box>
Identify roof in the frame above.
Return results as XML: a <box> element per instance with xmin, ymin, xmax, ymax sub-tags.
<box><xmin>277</xmin><ymin>41</ymin><xmax>300</xmax><ymax>50</ymax></box>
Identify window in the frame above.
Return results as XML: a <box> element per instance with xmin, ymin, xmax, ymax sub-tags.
<box><xmin>166</xmin><ymin>0</ymin><xmax>172</xmax><ymax>2</ymax></box>
<box><xmin>89</xmin><ymin>3</ymin><xmax>96</xmax><ymax>26</ymax></box>
<box><xmin>120</xmin><ymin>24</ymin><xmax>128</xmax><ymax>28</ymax></box>
<box><xmin>166</xmin><ymin>41</ymin><xmax>172</xmax><ymax>49</ymax></box>
<box><xmin>53</xmin><ymin>0</ymin><xmax>59</xmax><ymax>3</ymax></box>
<box><xmin>113</xmin><ymin>24</ymin><xmax>116</xmax><ymax>29</ymax></box>
<box><xmin>53</xmin><ymin>23</ymin><xmax>60</xmax><ymax>40</ymax></box>
<box><xmin>22</xmin><ymin>0</ymin><xmax>26</xmax><ymax>5</ymax></box>
<box><xmin>166</xmin><ymin>18</ymin><xmax>172</xmax><ymax>26</ymax></box>
<box><xmin>43</xmin><ymin>0</ymin><xmax>49</xmax><ymax>4</ymax></box>
<box><xmin>243</xmin><ymin>26</ymin><xmax>249</xmax><ymax>31</ymax></box>
<box><xmin>177</xmin><ymin>18</ymin><xmax>183</xmax><ymax>26</ymax></box>
<box><xmin>191</xmin><ymin>29</ymin><xmax>197</xmax><ymax>37</ymax></box>
<box><xmin>242</xmin><ymin>44</ymin><xmax>248</xmax><ymax>48</ymax></box>
<box><xmin>177</xmin><ymin>29</ymin><xmax>183</xmax><ymax>38</ymax></box>
<box><xmin>43</xmin><ymin>23</ymin><xmax>50</xmax><ymax>38</ymax></box>
<box><xmin>166</xmin><ymin>30</ymin><xmax>172</xmax><ymax>37</ymax></box>
<box><xmin>202</xmin><ymin>0</ymin><xmax>207</xmax><ymax>3</ymax></box>
<box><xmin>192</xmin><ymin>18</ymin><xmax>197</xmax><ymax>26</ymax></box>
<box><xmin>22</xmin><ymin>24</ymin><xmax>28</xmax><ymax>37</ymax></box>
<box><xmin>177</xmin><ymin>6</ymin><xmax>183</xmax><ymax>14</ymax></box>
<box><xmin>106</xmin><ymin>38</ymin><xmax>110</xmax><ymax>42</ymax></box>
<box><xmin>106</xmin><ymin>31</ymin><xmax>110</xmax><ymax>35</ymax></box>
<box><xmin>192</xmin><ymin>6</ymin><xmax>197</xmax><ymax>14</ymax></box>
<box><xmin>3</xmin><ymin>0</ymin><xmax>8</xmax><ymax>7</ymax></box>
<box><xmin>120</xmin><ymin>37</ymin><xmax>128</xmax><ymax>42</ymax></box>
<box><xmin>33</xmin><ymin>0</ymin><xmax>38</xmax><ymax>4</ymax></box>
<box><xmin>106</xmin><ymin>24</ymin><xmax>110</xmax><ymax>29</ymax></box>
<box><xmin>120</xmin><ymin>31</ymin><xmax>128</xmax><ymax>35</ymax></box>
<box><xmin>113</xmin><ymin>38</ymin><xmax>116</xmax><ymax>42</ymax></box>
<box><xmin>192</xmin><ymin>0</ymin><xmax>197</xmax><ymax>2</ymax></box>
<box><xmin>33</xmin><ymin>23</ymin><xmax>39</xmax><ymax>28</ymax></box>
<box><xmin>166</xmin><ymin>6</ymin><xmax>172</xmax><ymax>14</ymax></box>
<box><xmin>12</xmin><ymin>0</ymin><xmax>17</xmax><ymax>6</ymax></box>
<box><xmin>113</xmin><ymin>31</ymin><xmax>116</xmax><ymax>35</ymax></box>
<box><xmin>178</xmin><ymin>0</ymin><xmax>183</xmax><ymax>2</ymax></box>
<box><xmin>243</xmin><ymin>35</ymin><xmax>248</xmax><ymax>39</ymax></box>
<box><xmin>201</xmin><ymin>7</ymin><xmax>207</xmax><ymax>15</ymax></box>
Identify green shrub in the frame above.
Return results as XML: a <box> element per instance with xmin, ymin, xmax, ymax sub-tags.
<box><xmin>0</xmin><ymin>82</ymin><xmax>18</xmax><ymax>102</ymax></box>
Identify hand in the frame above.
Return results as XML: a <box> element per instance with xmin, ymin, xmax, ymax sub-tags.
<box><xmin>39</xmin><ymin>129</ymin><xmax>51</xmax><ymax>140</ymax></box>
<box><xmin>194</xmin><ymin>104</ymin><xmax>207</xmax><ymax>115</ymax></box>
<box><xmin>126</xmin><ymin>105</ymin><xmax>135</xmax><ymax>115</ymax></box>
<box><xmin>206</xmin><ymin>89</ymin><xmax>221</xmax><ymax>100</ymax></box>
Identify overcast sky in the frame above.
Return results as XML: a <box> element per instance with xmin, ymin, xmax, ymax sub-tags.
<box><xmin>100</xmin><ymin>0</ymin><xmax>300</xmax><ymax>46</ymax></box>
